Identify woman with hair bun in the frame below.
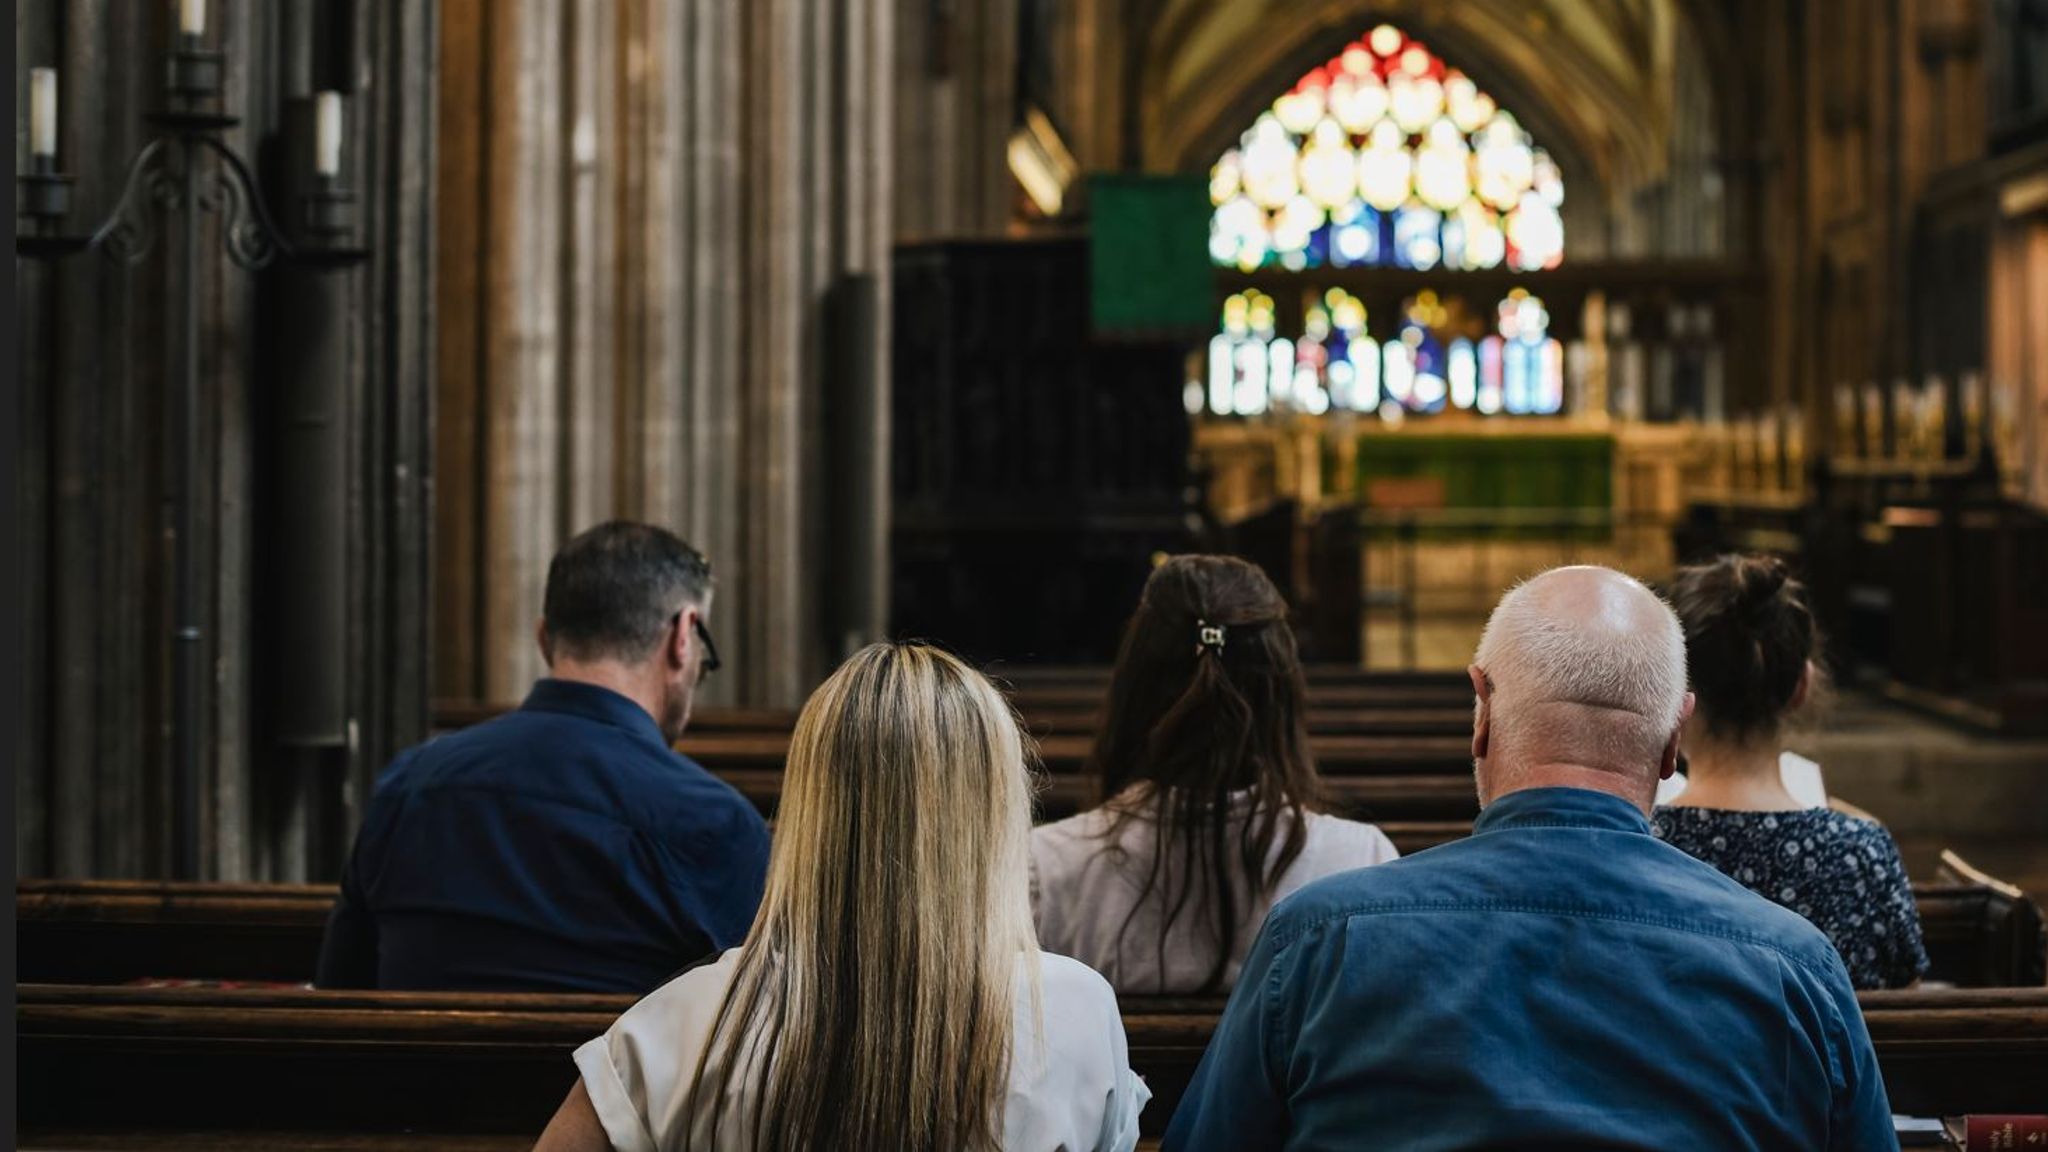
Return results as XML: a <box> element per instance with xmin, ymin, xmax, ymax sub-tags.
<box><xmin>1655</xmin><ymin>553</ymin><xmax>1927</xmax><ymax>989</ymax></box>
<box><xmin>1029</xmin><ymin>555</ymin><xmax>1398</xmax><ymax>995</ymax></box>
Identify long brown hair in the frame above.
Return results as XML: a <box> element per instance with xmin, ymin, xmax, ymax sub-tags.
<box><xmin>1089</xmin><ymin>554</ymin><xmax>1322</xmax><ymax>991</ymax></box>
<box><xmin>684</xmin><ymin>642</ymin><xmax>1039</xmax><ymax>1151</ymax></box>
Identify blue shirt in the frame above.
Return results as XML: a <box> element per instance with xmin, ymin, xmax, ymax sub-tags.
<box><xmin>1165</xmin><ymin>787</ymin><xmax>1895</xmax><ymax>1152</ymax></box>
<box><xmin>316</xmin><ymin>679</ymin><xmax>770</xmax><ymax>994</ymax></box>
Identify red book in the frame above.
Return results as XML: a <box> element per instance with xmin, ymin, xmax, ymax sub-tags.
<box><xmin>1962</xmin><ymin>1116</ymin><xmax>2048</xmax><ymax>1150</ymax></box>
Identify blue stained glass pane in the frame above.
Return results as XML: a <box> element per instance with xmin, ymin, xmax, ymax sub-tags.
<box><xmin>1504</xmin><ymin>340</ymin><xmax>1532</xmax><ymax>413</ymax></box>
<box><xmin>1305</xmin><ymin>222</ymin><xmax>1333</xmax><ymax>268</ymax></box>
<box><xmin>1393</xmin><ymin>206</ymin><xmax>1443</xmax><ymax>270</ymax></box>
<box><xmin>1411</xmin><ymin>331</ymin><xmax>1445</xmax><ymax>383</ymax></box>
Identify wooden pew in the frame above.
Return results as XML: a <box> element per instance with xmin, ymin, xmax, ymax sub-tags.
<box><xmin>17</xmin><ymin>983</ymin><xmax>2048</xmax><ymax>1143</ymax></box>
<box><xmin>431</xmin><ymin>665</ymin><xmax>1479</xmax><ymax>742</ymax></box>
<box><xmin>1928</xmin><ymin>851</ymin><xmax>2048</xmax><ymax>987</ymax></box>
<box><xmin>1111</xmin><ymin>986</ymin><xmax>2048</xmax><ymax>1125</ymax></box>
<box><xmin>23</xmin><ymin>871</ymin><xmax>2045</xmax><ymax>989</ymax></box>
<box><xmin>992</xmin><ymin>668</ymin><xmax>1475</xmax><ymax>714</ymax></box>
<box><xmin>1002</xmin><ymin>680</ymin><xmax>1474</xmax><ymax>711</ymax></box>
<box><xmin>434</xmin><ymin>700</ymin><xmax>1478</xmax><ymax>739</ymax></box>
<box><xmin>1015</xmin><ymin>703</ymin><xmax>1474</xmax><ymax>738</ymax></box>
<box><xmin>671</xmin><ymin>729</ymin><xmax>1475</xmax><ymax>777</ymax></box>
<box><xmin>669</xmin><ymin>732</ymin><xmax>1482</xmax><ymax>820</ymax></box>
<box><xmin>19</xmin><ymin>881</ymin><xmax>337</xmax><ymax>985</ymax></box>
<box><xmin>990</xmin><ymin>664</ymin><xmax>1469</xmax><ymax>687</ymax></box>
<box><xmin>428</xmin><ymin>712</ymin><xmax>1479</xmax><ymax>792</ymax></box>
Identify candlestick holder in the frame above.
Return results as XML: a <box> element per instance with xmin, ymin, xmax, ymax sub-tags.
<box><xmin>298</xmin><ymin>174</ymin><xmax>370</xmax><ymax>266</ymax></box>
<box><xmin>16</xmin><ymin>154</ymin><xmax>89</xmax><ymax>257</ymax></box>
<box><xmin>15</xmin><ymin>35</ymin><xmax>368</xmax><ymax>881</ymax></box>
<box><xmin>167</xmin><ymin>33</ymin><xmax>225</xmax><ymax>106</ymax></box>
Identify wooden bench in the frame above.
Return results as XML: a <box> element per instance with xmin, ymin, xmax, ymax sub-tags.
<box><xmin>668</xmin><ymin>733</ymin><xmax>1482</xmax><ymax>821</ymax></box>
<box><xmin>1112</xmin><ymin>986</ymin><xmax>2048</xmax><ymax>1124</ymax></box>
<box><xmin>431</xmin><ymin>668</ymin><xmax>1479</xmax><ymax>742</ymax></box>
<box><xmin>22</xmin><ymin>873</ymin><xmax>2045</xmax><ymax>989</ymax></box>
<box><xmin>671</xmin><ymin>729</ymin><xmax>1475</xmax><ymax>777</ymax></box>
<box><xmin>1010</xmin><ymin>704</ymin><xmax>1475</xmax><ymax>737</ymax></box>
<box><xmin>17</xmin><ymin>983</ymin><xmax>2048</xmax><ymax>1142</ymax></box>
<box><xmin>438</xmin><ymin>700</ymin><xmax>1478</xmax><ymax>739</ymax></box>
<box><xmin>1928</xmin><ymin>851</ymin><xmax>2048</xmax><ymax>986</ymax></box>
<box><xmin>990</xmin><ymin>665</ymin><xmax>1469</xmax><ymax>688</ymax></box>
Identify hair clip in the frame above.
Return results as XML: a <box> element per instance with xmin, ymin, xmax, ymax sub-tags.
<box><xmin>1196</xmin><ymin>620</ymin><xmax>1226</xmax><ymax>655</ymax></box>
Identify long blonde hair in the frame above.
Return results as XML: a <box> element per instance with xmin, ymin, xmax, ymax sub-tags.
<box><xmin>685</xmin><ymin>642</ymin><xmax>1040</xmax><ymax>1151</ymax></box>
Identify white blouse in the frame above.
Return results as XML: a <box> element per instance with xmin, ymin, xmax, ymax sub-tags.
<box><xmin>1031</xmin><ymin>787</ymin><xmax>1399</xmax><ymax>993</ymax></box>
<box><xmin>573</xmin><ymin>948</ymin><xmax>1150</xmax><ymax>1152</ymax></box>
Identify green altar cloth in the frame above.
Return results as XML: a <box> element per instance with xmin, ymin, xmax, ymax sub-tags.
<box><xmin>1342</xmin><ymin>431</ymin><xmax>1614</xmax><ymax>541</ymax></box>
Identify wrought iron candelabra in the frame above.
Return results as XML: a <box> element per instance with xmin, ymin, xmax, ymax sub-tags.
<box><xmin>18</xmin><ymin>32</ymin><xmax>367</xmax><ymax>880</ymax></box>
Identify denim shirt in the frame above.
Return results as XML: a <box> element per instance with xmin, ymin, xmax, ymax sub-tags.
<box><xmin>316</xmin><ymin>679</ymin><xmax>771</xmax><ymax>994</ymax></box>
<box><xmin>1164</xmin><ymin>787</ymin><xmax>1895</xmax><ymax>1152</ymax></box>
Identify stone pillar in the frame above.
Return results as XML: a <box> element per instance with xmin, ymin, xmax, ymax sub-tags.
<box><xmin>894</xmin><ymin>0</ymin><xmax>1015</xmax><ymax>239</ymax></box>
<box><xmin>435</xmin><ymin>0</ymin><xmax>894</xmax><ymax>710</ymax></box>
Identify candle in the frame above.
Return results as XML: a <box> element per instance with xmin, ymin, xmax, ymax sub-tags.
<box><xmin>29</xmin><ymin>67</ymin><xmax>57</xmax><ymax>159</ymax></box>
<box><xmin>180</xmin><ymin>0</ymin><xmax>206</xmax><ymax>37</ymax></box>
<box><xmin>314</xmin><ymin>91</ymin><xmax>343</xmax><ymax>177</ymax></box>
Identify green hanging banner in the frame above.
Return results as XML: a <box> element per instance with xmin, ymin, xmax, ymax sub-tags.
<box><xmin>1087</xmin><ymin>173</ymin><xmax>1214</xmax><ymax>338</ymax></box>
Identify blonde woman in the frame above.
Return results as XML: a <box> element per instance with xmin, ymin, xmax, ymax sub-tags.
<box><xmin>535</xmin><ymin>641</ymin><xmax>1149</xmax><ymax>1152</ymax></box>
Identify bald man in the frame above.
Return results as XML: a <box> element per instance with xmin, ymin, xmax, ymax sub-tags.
<box><xmin>1167</xmin><ymin>567</ymin><xmax>1895</xmax><ymax>1151</ymax></box>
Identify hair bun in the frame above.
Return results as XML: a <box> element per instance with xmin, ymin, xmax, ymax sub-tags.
<box><xmin>1735</xmin><ymin>556</ymin><xmax>1789</xmax><ymax>624</ymax></box>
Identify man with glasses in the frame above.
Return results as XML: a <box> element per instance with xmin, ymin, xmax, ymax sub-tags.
<box><xmin>317</xmin><ymin>521</ymin><xmax>769</xmax><ymax>994</ymax></box>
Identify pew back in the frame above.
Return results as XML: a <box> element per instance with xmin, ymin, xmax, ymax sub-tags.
<box><xmin>22</xmin><ymin>874</ymin><xmax>2046</xmax><ymax>988</ymax></box>
<box><xmin>436</xmin><ymin>701</ymin><xmax>1479</xmax><ymax>739</ymax></box>
<box><xmin>18</xmin><ymin>983</ymin><xmax>2048</xmax><ymax>1140</ymax></box>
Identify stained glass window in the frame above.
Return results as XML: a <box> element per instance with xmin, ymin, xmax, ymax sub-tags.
<box><xmin>1205</xmin><ymin>287</ymin><xmax>1565</xmax><ymax>417</ymax></box>
<box><xmin>1208</xmin><ymin>25</ymin><xmax>1565</xmax><ymax>274</ymax></box>
<box><xmin>1484</xmin><ymin>289</ymin><xmax>1565</xmax><ymax>415</ymax></box>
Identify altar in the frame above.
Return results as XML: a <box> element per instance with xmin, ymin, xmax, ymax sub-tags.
<box><xmin>1196</xmin><ymin>413</ymin><xmax>1782</xmax><ymax>666</ymax></box>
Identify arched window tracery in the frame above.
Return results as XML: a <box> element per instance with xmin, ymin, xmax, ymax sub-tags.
<box><xmin>1208</xmin><ymin>25</ymin><xmax>1565</xmax><ymax>275</ymax></box>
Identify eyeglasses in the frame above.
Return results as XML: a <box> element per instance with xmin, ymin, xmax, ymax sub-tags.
<box><xmin>694</xmin><ymin>617</ymin><xmax>722</xmax><ymax>676</ymax></box>
<box><xmin>679</xmin><ymin>612</ymin><xmax>721</xmax><ymax>677</ymax></box>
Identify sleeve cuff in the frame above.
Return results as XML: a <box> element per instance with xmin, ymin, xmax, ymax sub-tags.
<box><xmin>573</xmin><ymin>1034</ymin><xmax>660</xmax><ymax>1152</ymax></box>
<box><xmin>1103</xmin><ymin>1068</ymin><xmax>1152</xmax><ymax>1152</ymax></box>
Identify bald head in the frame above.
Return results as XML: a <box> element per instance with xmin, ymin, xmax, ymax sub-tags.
<box><xmin>1469</xmin><ymin>566</ymin><xmax>1692</xmax><ymax>809</ymax></box>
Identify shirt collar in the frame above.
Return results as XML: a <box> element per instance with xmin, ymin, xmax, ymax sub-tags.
<box><xmin>519</xmin><ymin>678</ymin><xmax>669</xmax><ymax>751</ymax></box>
<box><xmin>1474</xmin><ymin>786</ymin><xmax>1653</xmax><ymax>837</ymax></box>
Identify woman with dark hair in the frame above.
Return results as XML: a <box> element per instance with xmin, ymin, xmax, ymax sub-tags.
<box><xmin>1654</xmin><ymin>553</ymin><xmax>1927</xmax><ymax>990</ymax></box>
<box><xmin>1030</xmin><ymin>555</ymin><xmax>1397</xmax><ymax>994</ymax></box>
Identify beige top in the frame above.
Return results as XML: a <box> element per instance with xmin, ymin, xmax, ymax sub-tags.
<box><xmin>575</xmin><ymin>948</ymin><xmax>1149</xmax><ymax>1152</ymax></box>
<box><xmin>1030</xmin><ymin>787</ymin><xmax>1399</xmax><ymax>993</ymax></box>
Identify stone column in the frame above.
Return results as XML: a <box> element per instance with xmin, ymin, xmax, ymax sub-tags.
<box><xmin>894</xmin><ymin>0</ymin><xmax>1015</xmax><ymax>239</ymax></box>
<box><xmin>435</xmin><ymin>0</ymin><xmax>894</xmax><ymax>710</ymax></box>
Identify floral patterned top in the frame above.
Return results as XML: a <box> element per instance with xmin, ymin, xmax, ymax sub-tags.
<box><xmin>1652</xmin><ymin>805</ymin><xmax>1929</xmax><ymax>990</ymax></box>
